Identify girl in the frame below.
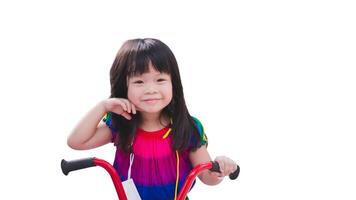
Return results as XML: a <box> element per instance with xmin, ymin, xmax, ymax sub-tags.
<box><xmin>67</xmin><ymin>38</ymin><xmax>237</xmax><ymax>200</ymax></box>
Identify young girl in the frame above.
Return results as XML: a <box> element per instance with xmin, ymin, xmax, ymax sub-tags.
<box><xmin>67</xmin><ymin>38</ymin><xmax>237</xmax><ymax>200</ymax></box>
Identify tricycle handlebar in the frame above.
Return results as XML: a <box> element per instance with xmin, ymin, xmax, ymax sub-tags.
<box><xmin>210</xmin><ymin>161</ymin><xmax>240</xmax><ymax>180</ymax></box>
<box><xmin>61</xmin><ymin>158</ymin><xmax>239</xmax><ymax>200</ymax></box>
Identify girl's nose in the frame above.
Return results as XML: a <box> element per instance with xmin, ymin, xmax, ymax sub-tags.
<box><xmin>144</xmin><ymin>84</ymin><xmax>158</xmax><ymax>94</ymax></box>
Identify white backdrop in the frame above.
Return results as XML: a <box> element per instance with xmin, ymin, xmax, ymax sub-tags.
<box><xmin>0</xmin><ymin>0</ymin><xmax>355</xmax><ymax>199</ymax></box>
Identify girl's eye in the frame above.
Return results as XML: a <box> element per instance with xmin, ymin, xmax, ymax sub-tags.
<box><xmin>157</xmin><ymin>79</ymin><xmax>166</xmax><ymax>82</ymax></box>
<box><xmin>133</xmin><ymin>80</ymin><xmax>144</xmax><ymax>84</ymax></box>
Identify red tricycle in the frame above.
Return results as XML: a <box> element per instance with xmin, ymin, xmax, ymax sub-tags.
<box><xmin>61</xmin><ymin>157</ymin><xmax>240</xmax><ymax>200</ymax></box>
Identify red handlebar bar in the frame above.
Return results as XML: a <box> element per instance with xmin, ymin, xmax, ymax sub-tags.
<box><xmin>61</xmin><ymin>157</ymin><xmax>239</xmax><ymax>200</ymax></box>
<box><xmin>177</xmin><ymin>162</ymin><xmax>213</xmax><ymax>200</ymax></box>
<box><xmin>93</xmin><ymin>158</ymin><xmax>128</xmax><ymax>200</ymax></box>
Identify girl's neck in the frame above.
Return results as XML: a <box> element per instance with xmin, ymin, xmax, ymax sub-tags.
<box><xmin>139</xmin><ymin>112</ymin><xmax>170</xmax><ymax>131</ymax></box>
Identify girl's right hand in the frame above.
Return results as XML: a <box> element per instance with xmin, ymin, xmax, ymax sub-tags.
<box><xmin>102</xmin><ymin>98</ymin><xmax>137</xmax><ymax>120</ymax></box>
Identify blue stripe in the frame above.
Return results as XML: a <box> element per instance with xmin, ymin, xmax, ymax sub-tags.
<box><xmin>135</xmin><ymin>180</ymin><xmax>195</xmax><ymax>200</ymax></box>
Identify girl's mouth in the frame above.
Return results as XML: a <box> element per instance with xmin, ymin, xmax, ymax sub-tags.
<box><xmin>143</xmin><ymin>98</ymin><xmax>160</xmax><ymax>104</ymax></box>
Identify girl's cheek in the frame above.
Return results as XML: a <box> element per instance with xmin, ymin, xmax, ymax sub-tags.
<box><xmin>129</xmin><ymin>91</ymin><xmax>141</xmax><ymax>103</ymax></box>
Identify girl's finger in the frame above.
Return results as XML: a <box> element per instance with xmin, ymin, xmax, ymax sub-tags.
<box><xmin>123</xmin><ymin>99</ymin><xmax>131</xmax><ymax>113</ymax></box>
<box><xmin>225</xmin><ymin>164</ymin><xmax>233</xmax><ymax>176</ymax></box>
<box><xmin>121</xmin><ymin>112</ymin><xmax>132</xmax><ymax>120</ymax></box>
<box><xmin>115</xmin><ymin>100</ymin><xmax>127</xmax><ymax>112</ymax></box>
<box><xmin>226</xmin><ymin>160</ymin><xmax>236</xmax><ymax>174</ymax></box>
<box><xmin>211</xmin><ymin>172</ymin><xmax>221</xmax><ymax>177</ymax></box>
<box><xmin>232</xmin><ymin>164</ymin><xmax>238</xmax><ymax>172</ymax></box>
<box><xmin>227</xmin><ymin>165</ymin><xmax>234</xmax><ymax>175</ymax></box>
<box><xmin>131</xmin><ymin>103</ymin><xmax>137</xmax><ymax>114</ymax></box>
<box><xmin>217</xmin><ymin>160</ymin><xmax>225</xmax><ymax>175</ymax></box>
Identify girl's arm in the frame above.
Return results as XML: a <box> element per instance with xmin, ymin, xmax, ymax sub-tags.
<box><xmin>67</xmin><ymin>100</ymin><xmax>112</xmax><ymax>150</ymax></box>
<box><xmin>189</xmin><ymin>145</ymin><xmax>237</xmax><ymax>185</ymax></box>
<box><xmin>67</xmin><ymin>98</ymin><xmax>136</xmax><ymax>150</ymax></box>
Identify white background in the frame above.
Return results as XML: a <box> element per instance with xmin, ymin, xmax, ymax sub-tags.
<box><xmin>1</xmin><ymin>0</ymin><xmax>355</xmax><ymax>199</ymax></box>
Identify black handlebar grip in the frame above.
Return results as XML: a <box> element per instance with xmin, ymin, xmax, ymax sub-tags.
<box><xmin>229</xmin><ymin>164</ymin><xmax>240</xmax><ymax>180</ymax></box>
<box><xmin>210</xmin><ymin>161</ymin><xmax>221</xmax><ymax>173</ymax></box>
<box><xmin>210</xmin><ymin>161</ymin><xmax>240</xmax><ymax>180</ymax></box>
<box><xmin>61</xmin><ymin>158</ymin><xmax>96</xmax><ymax>175</ymax></box>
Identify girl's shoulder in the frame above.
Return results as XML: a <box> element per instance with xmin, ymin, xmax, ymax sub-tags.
<box><xmin>103</xmin><ymin>112</ymin><xmax>116</xmax><ymax>132</ymax></box>
<box><xmin>191</xmin><ymin>116</ymin><xmax>204</xmax><ymax>132</ymax></box>
<box><xmin>190</xmin><ymin>116</ymin><xmax>208</xmax><ymax>147</ymax></box>
<box><xmin>102</xmin><ymin>112</ymin><xmax>119</xmax><ymax>143</ymax></box>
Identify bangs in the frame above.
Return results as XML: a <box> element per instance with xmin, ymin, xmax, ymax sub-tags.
<box><xmin>126</xmin><ymin>40</ymin><xmax>172</xmax><ymax>78</ymax></box>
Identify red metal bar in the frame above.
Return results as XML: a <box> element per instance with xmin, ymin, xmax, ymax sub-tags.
<box><xmin>93</xmin><ymin>158</ymin><xmax>128</xmax><ymax>200</ymax></box>
<box><xmin>177</xmin><ymin>162</ymin><xmax>213</xmax><ymax>200</ymax></box>
<box><xmin>92</xmin><ymin>158</ymin><xmax>213</xmax><ymax>200</ymax></box>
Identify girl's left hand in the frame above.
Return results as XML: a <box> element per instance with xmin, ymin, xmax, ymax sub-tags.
<box><xmin>211</xmin><ymin>156</ymin><xmax>237</xmax><ymax>178</ymax></box>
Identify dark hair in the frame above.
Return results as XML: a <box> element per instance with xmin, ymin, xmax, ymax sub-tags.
<box><xmin>109</xmin><ymin>38</ymin><xmax>201</xmax><ymax>152</ymax></box>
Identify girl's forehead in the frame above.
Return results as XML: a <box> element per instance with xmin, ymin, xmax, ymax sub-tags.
<box><xmin>146</xmin><ymin>65</ymin><xmax>161</xmax><ymax>75</ymax></box>
<box><xmin>129</xmin><ymin>64</ymin><xmax>168</xmax><ymax>78</ymax></box>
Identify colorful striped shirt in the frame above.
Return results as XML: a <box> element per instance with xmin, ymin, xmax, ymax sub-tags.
<box><xmin>103</xmin><ymin>114</ymin><xmax>207</xmax><ymax>200</ymax></box>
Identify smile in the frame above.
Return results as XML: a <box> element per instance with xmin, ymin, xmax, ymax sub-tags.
<box><xmin>143</xmin><ymin>98</ymin><xmax>161</xmax><ymax>103</ymax></box>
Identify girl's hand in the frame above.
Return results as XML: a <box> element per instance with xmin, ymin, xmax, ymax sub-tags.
<box><xmin>211</xmin><ymin>156</ymin><xmax>238</xmax><ymax>178</ymax></box>
<box><xmin>103</xmin><ymin>98</ymin><xmax>137</xmax><ymax>120</ymax></box>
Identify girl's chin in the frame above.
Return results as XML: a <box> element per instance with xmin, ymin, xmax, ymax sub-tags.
<box><xmin>139</xmin><ymin>109</ymin><xmax>162</xmax><ymax>115</ymax></box>
<box><xmin>137</xmin><ymin>104</ymin><xmax>168</xmax><ymax>114</ymax></box>
<box><xmin>137</xmin><ymin>105</ymin><xmax>167</xmax><ymax>115</ymax></box>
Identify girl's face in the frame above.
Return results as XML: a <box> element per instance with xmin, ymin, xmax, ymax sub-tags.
<box><xmin>127</xmin><ymin>64</ymin><xmax>173</xmax><ymax>115</ymax></box>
